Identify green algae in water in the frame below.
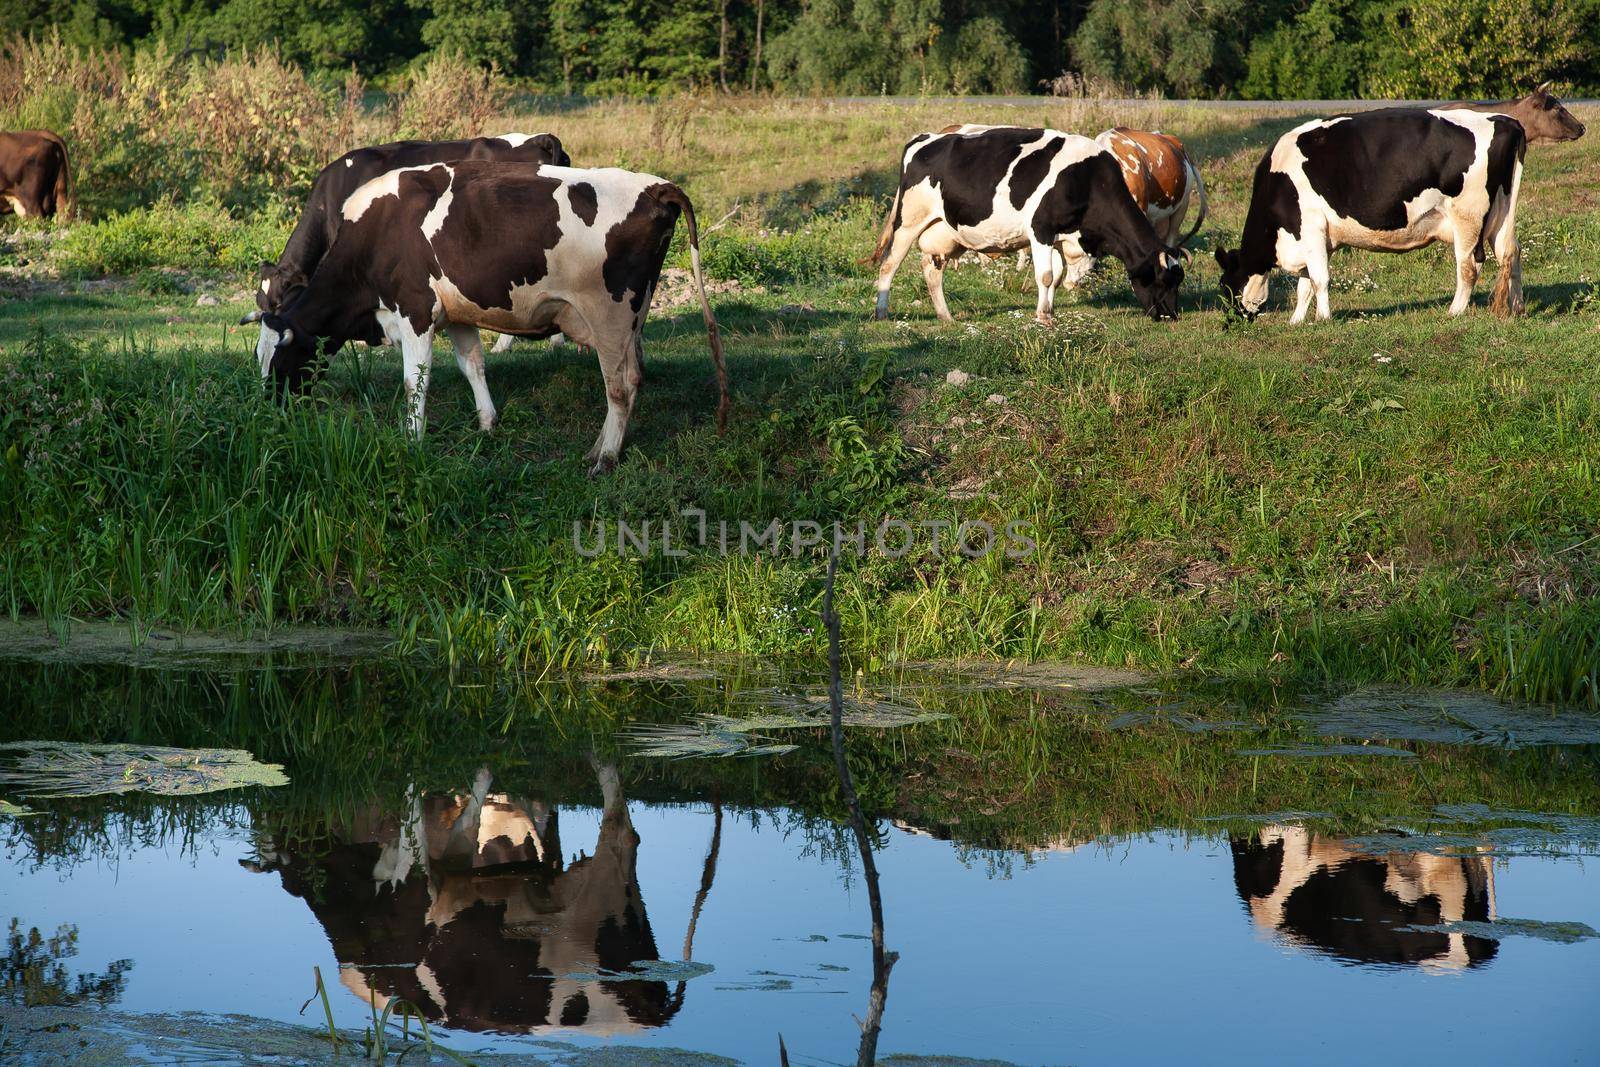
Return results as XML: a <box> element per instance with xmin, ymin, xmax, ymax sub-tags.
<box><xmin>1307</xmin><ymin>687</ymin><xmax>1600</xmax><ymax>748</ymax></box>
<box><xmin>624</xmin><ymin>688</ymin><xmax>949</xmax><ymax>758</ymax></box>
<box><xmin>1402</xmin><ymin>918</ymin><xmax>1599</xmax><ymax>944</ymax></box>
<box><xmin>1236</xmin><ymin>744</ymin><xmax>1417</xmax><ymax>759</ymax></box>
<box><xmin>0</xmin><ymin>798</ymin><xmax>37</xmax><ymax>816</ymax></box>
<box><xmin>0</xmin><ymin>742</ymin><xmax>288</xmax><ymax>798</ymax></box>
<box><xmin>555</xmin><ymin>960</ymin><xmax>715</xmax><ymax>982</ymax></box>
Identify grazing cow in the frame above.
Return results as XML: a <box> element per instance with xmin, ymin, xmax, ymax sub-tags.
<box><xmin>1445</xmin><ymin>82</ymin><xmax>1585</xmax><ymax>146</ymax></box>
<box><xmin>1094</xmin><ymin>127</ymin><xmax>1207</xmax><ymax>248</ymax></box>
<box><xmin>0</xmin><ymin>130</ymin><xmax>74</xmax><ymax>219</ymax></box>
<box><xmin>243</xmin><ymin>133</ymin><xmax>569</xmax><ymax>353</ymax></box>
<box><xmin>257</xmin><ymin>161</ymin><xmax>728</xmax><ymax>475</ymax></box>
<box><xmin>1215</xmin><ymin>108</ymin><xmax>1526</xmax><ymax>323</ymax></box>
<box><xmin>868</xmin><ymin>125</ymin><xmax>1185</xmax><ymax>323</ymax></box>
<box><xmin>1232</xmin><ymin>827</ymin><xmax>1497</xmax><ymax>970</ymax></box>
<box><xmin>250</xmin><ymin>765</ymin><xmax>690</xmax><ymax>1034</ymax></box>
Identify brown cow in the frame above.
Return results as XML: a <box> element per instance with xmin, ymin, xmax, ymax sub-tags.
<box><xmin>0</xmin><ymin>130</ymin><xmax>75</xmax><ymax>219</ymax></box>
<box><xmin>1094</xmin><ymin>127</ymin><xmax>1207</xmax><ymax>247</ymax></box>
<box><xmin>1444</xmin><ymin>82</ymin><xmax>1585</xmax><ymax>146</ymax></box>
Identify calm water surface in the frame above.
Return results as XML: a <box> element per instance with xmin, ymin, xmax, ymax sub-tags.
<box><xmin>1</xmin><ymin>658</ymin><xmax>1597</xmax><ymax>1064</ymax></box>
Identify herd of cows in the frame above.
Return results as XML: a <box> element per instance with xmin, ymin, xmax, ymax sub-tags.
<box><xmin>0</xmin><ymin>85</ymin><xmax>1585</xmax><ymax>473</ymax></box>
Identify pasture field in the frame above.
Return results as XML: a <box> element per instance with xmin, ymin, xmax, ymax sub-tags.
<box><xmin>3</xmin><ymin>97</ymin><xmax>1600</xmax><ymax>704</ymax></box>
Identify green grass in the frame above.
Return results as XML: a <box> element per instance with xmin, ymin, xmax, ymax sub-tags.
<box><xmin>3</xmin><ymin>100</ymin><xmax>1600</xmax><ymax>704</ymax></box>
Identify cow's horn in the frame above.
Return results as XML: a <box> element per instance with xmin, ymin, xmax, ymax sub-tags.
<box><xmin>239</xmin><ymin>309</ymin><xmax>264</xmax><ymax>325</ymax></box>
<box><xmin>1536</xmin><ymin>79</ymin><xmax>1553</xmax><ymax>93</ymax></box>
<box><xmin>281</xmin><ymin>328</ymin><xmax>294</xmax><ymax>345</ymax></box>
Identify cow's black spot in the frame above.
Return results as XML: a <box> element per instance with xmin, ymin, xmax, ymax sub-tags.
<box><xmin>1230</xmin><ymin>836</ymin><xmax>1285</xmax><ymax>901</ymax></box>
<box><xmin>1233</xmin><ymin>154</ymin><xmax>1302</xmax><ymax>279</ymax></box>
<box><xmin>1297</xmin><ymin>110</ymin><xmax>1476</xmax><ymax>231</ymax></box>
<box><xmin>265</xmin><ymin>134</ymin><xmax>568</xmax><ymax>314</ymax></box>
<box><xmin>569</xmin><ymin>181</ymin><xmax>599</xmax><ymax>226</ymax></box>
<box><xmin>1008</xmin><ymin>135</ymin><xmax>1065</xmax><ymax>211</ymax></box>
<box><xmin>429</xmin><ymin>164</ymin><xmax>565</xmax><ymax>313</ymax></box>
<box><xmin>559</xmin><ymin>991</ymin><xmax>590</xmax><ymax>1026</ymax></box>
<box><xmin>604</xmin><ymin>185</ymin><xmax>680</xmax><ymax>313</ymax></box>
<box><xmin>902</xmin><ymin>127</ymin><xmax>1040</xmax><ymax>228</ymax></box>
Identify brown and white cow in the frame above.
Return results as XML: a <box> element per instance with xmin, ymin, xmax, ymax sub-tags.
<box><xmin>1094</xmin><ymin>127</ymin><xmax>1207</xmax><ymax>248</ymax></box>
<box><xmin>868</xmin><ymin>125</ymin><xmax>1185</xmax><ymax>323</ymax></box>
<box><xmin>0</xmin><ymin>129</ymin><xmax>74</xmax><ymax>220</ymax></box>
<box><xmin>256</xmin><ymin>161</ymin><xmax>729</xmax><ymax>475</ymax></box>
<box><xmin>1445</xmin><ymin>82</ymin><xmax>1585</xmax><ymax>146</ymax></box>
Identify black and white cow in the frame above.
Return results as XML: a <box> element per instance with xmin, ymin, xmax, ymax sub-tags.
<box><xmin>256</xmin><ymin>161</ymin><xmax>729</xmax><ymax>475</ymax></box>
<box><xmin>1215</xmin><ymin>108</ymin><xmax>1526</xmax><ymax>322</ymax></box>
<box><xmin>1232</xmin><ymin>827</ymin><xmax>1498</xmax><ymax>969</ymax></box>
<box><xmin>867</xmin><ymin>126</ymin><xmax>1185</xmax><ymax>323</ymax></box>
<box><xmin>243</xmin><ymin>133</ymin><xmax>569</xmax><ymax>353</ymax></box>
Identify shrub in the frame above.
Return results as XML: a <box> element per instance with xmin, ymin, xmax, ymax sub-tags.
<box><xmin>394</xmin><ymin>51</ymin><xmax>511</xmax><ymax>140</ymax></box>
<box><xmin>57</xmin><ymin>201</ymin><xmax>292</xmax><ymax>276</ymax></box>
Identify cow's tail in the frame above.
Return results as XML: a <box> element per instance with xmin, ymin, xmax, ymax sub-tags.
<box><xmin>1178</xmin><ymin>158</ymin><xmax>1207</xmax><ymax>249</ymax></box>
<box><xmin>53</xmin><ymin>138</ymin><xmax>76</xmax><ymax>221</ymax></box>
<box><xmin>861</xmin><ymin>182</ymin><xmax>903</xmax><ymax>266</ymax></box>
<box><xmin>658</xmin><ymin>184</ymin><xmax>730</xmax><ymax>432</ymax></box>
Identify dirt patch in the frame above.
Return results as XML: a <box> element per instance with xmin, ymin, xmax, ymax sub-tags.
<box><xmin>652</xmin><ymin>266</ymin><xmax>764</xmax><ymax>311</ymax></box>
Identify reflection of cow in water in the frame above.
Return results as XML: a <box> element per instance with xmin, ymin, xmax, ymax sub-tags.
<box><xmin>1231</xmin><ymin>826</ymin><xmax>1497</xmax><ymax>970</ymax></box>
<box><xmin>252</xmin><ymin>761</ymin><xmax>678</xmax><ymax>1034</ymax></box>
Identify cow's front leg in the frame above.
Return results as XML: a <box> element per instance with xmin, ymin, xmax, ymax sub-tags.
<box><xmin>874</xmin><ymin>226</ymin><xmax>920</xmax><ymax>320</ymax></box>
<box><xmin>447</xmin><ymin>324</ymin><xmax>498</xmax><ymax>431</ymax></box>
<box><xmin>920</xmin><ymin>254</ymin><xmax>954</xmax><ymax>321</ymax></box>
<box><xmin>1030</xmin><ymin>240</ymin><xmax>1058</xmax><ymax>324</ymax></box>
<box><xmin>1290</xmin><ymin>276</ymin><xmax>1314</xmax><ymax>325</ymax></box>
<box><xmin>399</xmin><ymin>329</ymin><xmax>436</xmax><ymax>439</ymax></box>
<box><xmin>586</xmin><ymin>333</ymin><xmax>642</xmax><ymax>477</ymax></box>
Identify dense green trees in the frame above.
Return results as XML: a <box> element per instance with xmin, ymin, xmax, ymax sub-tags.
<box><xmin>1</xmin><ymin>0</ymin><xmax>1594</xmax><ymax>96</ymax></box>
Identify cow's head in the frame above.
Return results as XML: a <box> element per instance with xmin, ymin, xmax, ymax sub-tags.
<box><xmin>1127</xmin><ymin>247</ymin><xmax>1183</xmax><ymax>320</ymax></box>
<box><xmin>1515</xmin><ymin>82</ymin><xmax>1585</xmax><ymax>144</ymax></box>
<box><xmin>247</xmin><ymin>260</ymin><xmax>309</xmax><ymax>317</ymax></box>
<box><xmin>533</xmin><ymin>133</ymin><xmax>572</xmax><ymax>167</ymax></box>
<box><xmin>257</xmin><ymin>311</ymin><xmax>320</xmax><ymax>394</ymax></box>
<box><xmin>1215</xmin><ymin>246</ymin><xmax>1268</xmax><ymax>321</ymax></box>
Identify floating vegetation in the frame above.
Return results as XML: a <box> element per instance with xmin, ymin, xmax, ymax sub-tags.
<box><xmin>1402</xmin><ymin>918</ymin><xmax>1599</xmax><ymax>944</ymax></box>
<box><xmin>623</xmin><ymin>688</ymin><xmax>948</xmax><ymax>758</ymax></box>
<box><xmin>0</xmin><ymin>742</ymin><xmax>288</xmax><ymax>798</ymax></box>
<box><xmin>1307</xmin><ymin>687</ymin><xmax>1600</xmax><ymax>748</ymax></box>
<box><xmin>1236</xmin><ymin>744</ymin><xmax>1417</xmax><ymax>759</ymax></box>
<box><xmin>0</xmin><ymin>799</ymin><xmax>36</xmax><ymax>817</ymax></box>
<box><xmin>909</xmin><ymin>660</ymin><xmax>1147</xmax><ymax>693</ymax></box>
<box><xmin>556</xmin><ymin>960</ymin><xmax>715</xmax><ymax>983</ymax></box>
<box><xmin>1343</xmin><ymin>804</ymin><xmax>1600</xmax><ymax>859</ymax></box>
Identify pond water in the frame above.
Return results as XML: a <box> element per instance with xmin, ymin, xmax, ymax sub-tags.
<box><xmin>1</xmin><ymin>657</ymin><xmax>1598</xmax><ymax>1065</ymax></box>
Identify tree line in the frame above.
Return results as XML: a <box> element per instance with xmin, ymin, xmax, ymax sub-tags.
<box><xmin>3</xmin><ymin>0</ymin><xmax>1595</xmax><ymax>97</ymax></box>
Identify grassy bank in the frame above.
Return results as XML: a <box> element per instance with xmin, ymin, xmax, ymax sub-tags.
<box><xmin>3</xmin><ymin>97</ymin><xmax>1600</xmax><ymax>704</ymax></box>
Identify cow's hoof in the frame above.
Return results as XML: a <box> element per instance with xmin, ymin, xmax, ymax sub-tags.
<box><xmin>478</xmin><ymin>414</ymin><xmax>499</xmax><ymax>433</ymax></box>
<box><xmin>588</xmin><ymin>455</ymin><xmax>617</xmax><ymax>478</ymax></box>
<box><xmin>873</xmin><ymin>308</ymin><xmax>889</xmax><ymax>321</ymax></box>
<box><xmin>1034</xmin><ymin>315</ymin><xmax>1054</xmax><ymax>327</ymax></box>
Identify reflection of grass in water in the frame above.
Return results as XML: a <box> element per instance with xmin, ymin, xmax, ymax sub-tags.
<box><xmin>1402</xmin><ymin>918</ymin><xmax>1599</xmax><ymax>944</ymax></box>
<box><xmin>0</xmin><ymin>741</ymin><xmax>288</xmax><ymax>798</ymax></box>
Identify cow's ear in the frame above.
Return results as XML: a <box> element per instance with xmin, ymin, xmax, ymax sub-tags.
<box><xmin>1213</xmin><ymin>247</ymin><xmax>1232</xmax><ymax>269</ymax></box>
<box><xmin>258</xmin><ymin>260</ymin><xmax>276</xmax><ymax>276</ymax></box>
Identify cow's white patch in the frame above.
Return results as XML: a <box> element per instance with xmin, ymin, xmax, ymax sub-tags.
<box><xmin>1240</xmin><ymin>273</ymin><xmax>1270</xmax><ymax>313</ymax></box>
<box><xmin>344</xmin><ymin>158</ymin><xmax>354</xmax><ymax>168</ymax></box>
<box><xmin>255</xmin><ymin>323</ymin><xmax>282</xmax><ymax>379</ymax></box>
<box><xmin>421</xmin><ymin>173</ymin><xmax>454</xmax><ymax>240</ymax></box>
<box><xmin>493</xmin><ymin>132</ymin><xmax>534</xmax><ymax>147</ymax></box>
<box><xmin>259</xmin><ymin>279</ymin><xmax>270</xmax><ymax>295</ymax></box>
<box><xmin>342</xmin><ymin>163</ymin><xmax>454</xmax><ymax>223</ymax></box>
<box><xmin>4</xmin><ymin>196</ymin><xmax>26</xmax><ymax>217</ymax></box>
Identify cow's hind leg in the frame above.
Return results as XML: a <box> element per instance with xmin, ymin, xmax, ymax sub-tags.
<box><xmin>447</xmin><ymin>324</ymin><xmax>498</xmax><ymax>431</ymax></box>
<box><xmin>874</xmin><ymin>225</ymin><xmax>923</xmax><ymax>320</ymax></box>
<box><xmin>920</xmin><ymin>255</ymin><xmax>953</xmax><ymax>322</ymax></box>
<box><xmin>489</xmin><ymin>331</ymin><xmax>515</xmax><ymax>354</ymax></box>
<box><xmin>585</xmin><ymin>330</ymin><xmax>643</xmax><ymax>477</ymax></box>
<box><xmin>1485</xmin><ymin>187</ymin><xmax>1523</xmax><ymax>318</ymax></box>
